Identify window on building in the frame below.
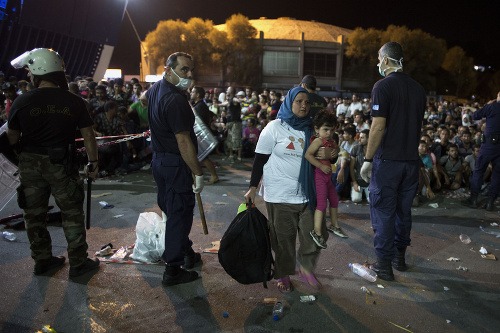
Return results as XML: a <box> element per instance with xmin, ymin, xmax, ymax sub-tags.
<box><xmin>303</xmin><ymin>53</ymin><xmax>336</xmax><ymax>77</ymax></box>
<box><xmin>263</xmin><ymin>51</ymin><xmax>299</xmax><ymax>76</ymax></box>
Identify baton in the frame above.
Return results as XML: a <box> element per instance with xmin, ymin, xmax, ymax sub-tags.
<box><xmin>196</xmin><ymin>192</ymin><xmax>208</xmax><ymax>235</ymax></box>
<box><xmin>193</xmin><ymin>175</ymin><xmax>208</xmax><ymax>234</ymax></box>
<box><xmin>86</xmin><ymin>163</ymin><xmax>94</xmax><ymax>230</ymax></box>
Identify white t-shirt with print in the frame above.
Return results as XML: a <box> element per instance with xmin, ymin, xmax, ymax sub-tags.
<box><xmin>255</xmin><ymin>119</ymin><xmax>308</xmax><ymax>204</ymax></box>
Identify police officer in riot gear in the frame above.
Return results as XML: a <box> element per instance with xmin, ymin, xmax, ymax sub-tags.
<box><xmin>7</xmin><ymin>48</ymin><xmax>100</xmax><ymax>277</ymax></box>
<box><xmin>462</xmin><ymin>92</ymin><xmax>500</xmax><ymax>211</ymax></box>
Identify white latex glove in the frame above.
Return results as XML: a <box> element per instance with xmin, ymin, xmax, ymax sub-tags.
<box><xmin>192</xmin><ymin>175</ymin><xmax>204</xmax><ymax>193</ymax></box>
<box><xmin>360</xmin><ymin>161</ymin><xmax>372</xmax><ymax>183</ymax></box>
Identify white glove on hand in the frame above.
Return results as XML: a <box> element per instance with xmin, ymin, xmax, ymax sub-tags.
<box><xmin>360</xmin><ymin>161</ymin><xmax>373</xmax><ymax>183</ymax></box>
<box><xmin>192</xmin><ymin>175</ymin><xmax>204</xmax><ymax>193</ymax></box>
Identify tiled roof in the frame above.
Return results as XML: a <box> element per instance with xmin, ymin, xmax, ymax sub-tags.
<box><xmin>215</xmin><ymin>17</ymin><xmax>353</xmax><ymax>42</ymax></box>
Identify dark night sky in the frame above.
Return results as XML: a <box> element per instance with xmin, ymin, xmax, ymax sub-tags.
<box><xmin>109</xmin><ymin>0</ymin><xmax>499</xmax><ymax>75</ymax></box>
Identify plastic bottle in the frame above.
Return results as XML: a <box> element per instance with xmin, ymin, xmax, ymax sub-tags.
<box><xmin>459</xmin><ymin>234</ymin><xmax>471</xmax><ymax>244</ymax></box>
<box><xmin>272</xmin><ymin>301</ymin><xmax>284</xmax><ymax>321</ymax></box>
<box><xmin>348</xmin><ymin>263</ymin><xmax>377</xmax><ymax>282</ymax></box>
<box><xmin>2</xmin><ymin>231</ymin><xmax>16</xmax><ymax>241</ymax></box>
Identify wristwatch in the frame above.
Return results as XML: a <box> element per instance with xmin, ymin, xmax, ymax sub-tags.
<box><xmin>364</xmin><ymin>157</ymin><xmax>373</xmax><ymax>162</ymax></box>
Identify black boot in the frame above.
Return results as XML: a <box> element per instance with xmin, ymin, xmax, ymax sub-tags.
<box><xmin>370</xmin><ymin>259</ymin><xmax>394</xmax><ymax>281</ymax></box>
<box><xmin>162</xmin><ymin>265</ymin><xmax>199</xmax><ymax>286</ymax></box>
<box><xmin>183</xmin><ymin>247</ymin><xmax>202</xmax><ymax>269</ymax></box>
<box><xmin>485</xmin><ymin>197</ymin><xmax>496</xmax><ymax>211</ymax></box>
<box><xmin>392</xmin><ymin>247</ymin><xmax>408</xmax><ymax>271</ymax></box>
<box><xmin>461</xmin><ymin>193</ymin><xmax>478</xmax><ymax>208</ymax></box>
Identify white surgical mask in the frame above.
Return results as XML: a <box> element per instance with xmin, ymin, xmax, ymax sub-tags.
<box><xmin>171</xmin><ymin>68</ymin><xmax>192</xmax><ymax>90</ymax></box>
<box><xmin>377</xmin><ymin>56</ymin><xmax>403</xmax><ymax>77</ymax></box>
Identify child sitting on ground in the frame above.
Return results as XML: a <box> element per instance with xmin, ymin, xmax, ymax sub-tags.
<box><xmin>305</xmin><ymin>110</ymin><xmax>339</xmax><ymax>249</ymax></box>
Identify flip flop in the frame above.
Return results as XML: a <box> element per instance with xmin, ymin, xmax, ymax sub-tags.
<box><xmin>276</xmin><ymin>276</ymin><xmax>293</xmax><ymax>293</ymax></box>
<box><xmin>297</xmin><ymin>270</ymin><xmax>322</xmax><ymax>290</ymax></box>
<box><xmin>208</xmin><ymin>177</ymin><xmax>220</xmax><ymax>185</ymax></box>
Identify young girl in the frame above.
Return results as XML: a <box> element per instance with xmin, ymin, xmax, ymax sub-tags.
<box><xmin>305</xmin><ymin>110</ymin><xmax>338</xmax><ymax>248</ymax></box>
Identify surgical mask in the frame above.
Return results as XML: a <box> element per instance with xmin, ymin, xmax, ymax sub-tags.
<box><xmin>171</xmin><ymin>68</ymin><xmax>192</xmax><ymax>90</ymax></box>
<box><xmin>377</xmin><ymin>56</ymin><xmax>403</xmax><ymax>77</ymax></box>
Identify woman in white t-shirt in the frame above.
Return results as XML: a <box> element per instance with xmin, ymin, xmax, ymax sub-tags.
<box><xmin>244</xmin><ymin>87</ymin><xmax>327</xmax><ymax>293</ymax></box>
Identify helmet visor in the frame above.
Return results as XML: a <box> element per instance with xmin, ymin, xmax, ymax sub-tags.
<box><xmin>10</xmin><ymin>51</ymin><xmax>31</xmax><ymax>69</ymax></box>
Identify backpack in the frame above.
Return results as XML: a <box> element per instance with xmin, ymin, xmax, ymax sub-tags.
<box><xmin>218</xmin><ymin>203</ymin><xmax>274</xmax><ymax>288</ymax></box>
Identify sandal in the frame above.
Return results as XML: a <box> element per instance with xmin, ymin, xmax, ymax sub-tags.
<box><xmin>276</xmin><ymin>276</ymin><xmax>293</xmax><ymax>293</ymax></box>
<box><xmin>208</xmin><ymin>177</ymin><xmax>220</xmax><ymax>185</ymax></box>
<box><xmin>297</xmin><ymin>269</ymin><xmax>322</xmax><ymax>290</ymax></box>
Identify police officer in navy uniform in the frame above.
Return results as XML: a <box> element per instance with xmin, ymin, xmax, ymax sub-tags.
<box><xmin>145</xmin><ymin>52</ymin><xmax>204</xmax><ymax>286</ymax></box>
<box><xmin>7</xmin><ymin>48</ymin><xmax>100</xmax><ymax>277</ymax></box>
<box><xmin>299</xmin><ymin>75</ymin><xmax>327</xmax><ymax>120</ymax></box>
<box><xmin>360</xmin><ymin>42</ymin><xmax>426</xmax><ymax>281</ymax></box>
<box><xmin>462</xmin><ymin>92</ymin><xmax>500</xmax><ymax>211</ymax></box>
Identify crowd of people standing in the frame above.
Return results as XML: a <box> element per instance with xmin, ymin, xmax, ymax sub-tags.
<box><xmin>1</xmin><ymin>43</ymin><xmax>498</xmax><ymax>291</ymax></box>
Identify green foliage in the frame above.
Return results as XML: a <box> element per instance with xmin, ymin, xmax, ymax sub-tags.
<box><xmin>442</xmin><ymin>46</ymin><xmax>477</xmax><ymax>97</ymax></box>
<box><xmin>144</xmin><ymin>14</ymin><xmax>260</xmax><ymax>86</ymax></box>
<box><xmin>223</xmin><ymin>14</ymin><xmax>260</xmax><ymax>86</ymax></box>
<box><xmin>344</xmin><ymin>25</ymin><xmax>479</xmax><ymax>95</ymax></box>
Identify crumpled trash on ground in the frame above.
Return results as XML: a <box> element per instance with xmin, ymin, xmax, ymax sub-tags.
<box><xmin>203</xmin><ymin>240</ymin><xmax>220</xmax><ymax>254</ymax></box>
<box><xmin>447</xmin><ymin>257</ymin><xmax>460</xmax><ymax>262</ymax></box>
<box><xmin>263</xmin><ymin>297</ymin><xmax>278</xmax><ymax>304</ymax></box>
<box><xmin>99</xmin><ymin>201</ymin><xmax>114</xmax><ymax>209</ymax></box>
<box><xmin>361</xmin><ymin>286</ymin><xmax>372</xmax><ymax>295</ymax></box>
<box><xmin>110</xmin><ymin>246</ymin><xmax>133</xmax><ymax>260</ymax></box>
<box><xmin>480</xmin><ymin>226</ymin><xmax>500</xmax><ymax>238</ymax></box>
<box><xmin>456</xmin><ymin>266</ymin><xmax>468</xmax><ymax>271</ymax></box>
<box><xmin>300</xmin><ymin>295</ymin><xmax>316</xmax><ymax>302</ymax></box>
<box><xmin>479</xmin><ymin>246</ymin><xmax>497</xmax><ymax>260</ymax></box>
<box><xmin>459</xmin><ymin>234</ymin><xmax>471</xmax><ymax>244</ymax></box>
<box><xmin>428</xmin><ymin>203</ymin><xmax>439</xmax><ymax>208</ymax></box>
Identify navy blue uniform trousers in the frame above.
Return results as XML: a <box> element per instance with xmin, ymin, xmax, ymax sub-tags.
<box><xmin>152</xmin><ymin>152</ymin><xmax>195</xmax><ymax>266</ymax></box>
<box><xmin>369</xmin><ymin>159</ymin><xmax>419</xmax><ymax>261</ymax></box>
<box><xmin>470</xmin><ymin>144</ymin><xmax>500</xmax><ymax>199</ymax></box>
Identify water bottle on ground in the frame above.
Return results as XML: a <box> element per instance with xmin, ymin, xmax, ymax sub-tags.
<box><xmin>2</xmin><ymin>231</ymin><xmax>16</xmax><ymax>241</ymax></box>
<box><xmin>272</xmin><ymin>301</ymin><xmax>284</xmax><ymax>321</ymax></box>
<box><xmin>349</xmin><ymin>263</ymin><xmax>377</xmax><ymax>282</ymax></box>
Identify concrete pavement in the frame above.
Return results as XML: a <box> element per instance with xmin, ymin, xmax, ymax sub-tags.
<box><xmin>0</xmin><ymin>155</ymin><xmax>499</xmax><ymax>333</ymax></box>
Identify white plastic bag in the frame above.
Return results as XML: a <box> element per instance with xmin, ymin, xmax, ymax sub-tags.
<box><xmin>130</xmin><ymin>212</ymin><xmax>165</xmax><ymax>263</ymax></box>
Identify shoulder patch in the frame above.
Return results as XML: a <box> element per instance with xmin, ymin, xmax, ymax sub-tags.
<box><xmin>372</xmin><ymin>104</ymin><xmax>379</xmax><ymax>110</ymax></box>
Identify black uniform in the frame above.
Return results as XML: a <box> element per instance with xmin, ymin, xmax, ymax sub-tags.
<box><xmin>470</xmin><ymin>100</ymin><xmax>500</xmax><ymax>200</ymax></box>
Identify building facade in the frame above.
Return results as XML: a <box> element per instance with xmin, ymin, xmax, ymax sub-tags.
<box><xmin>141</xmin><ymin>17</ymin><xmax>363</xmax><ymax>92</ymax></box>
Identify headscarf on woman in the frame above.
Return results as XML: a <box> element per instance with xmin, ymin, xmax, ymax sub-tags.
<box><xmin>277</xmin><ymin>86</ymin><xmax>315</xmax><ymax>209</ymax></box>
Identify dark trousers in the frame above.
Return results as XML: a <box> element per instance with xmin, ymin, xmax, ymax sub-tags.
<box><xmin>369</xmin><ymin>159</ymin><xmax>419</xmax><ymax>261</ymax></box>
<box><xmin>470</xmin><ymin>144</ymin><xmax>500</xmax><ymax>199</ymax></box>
<box><xmin>152</xmin><ymin>152</ymin><xmax>195</xmax><ymax>266</ymax></box>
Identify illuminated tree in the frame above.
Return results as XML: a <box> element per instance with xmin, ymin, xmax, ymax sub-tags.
<box><xmin>442</xmin><ymin>46</ymin><xmax>477</xmax><ymax>98</ymax></box>
<box><xmin>345</xmin><ymin>25</ymin><xmax>447</xmax><ymax>91</ymax></box>
<box><xmin>144</xmin><ymin>14</ymin><xmax>260</xmax><ymax>86</ymax></box>
<box><xmin>144</xmin><ymin>18</ymin><xmax>216</xmax><ymax>74</ymax></box>
<box><xmin>222</xmin><ymin>14</ymin><xmax>260</xmax><ymax>86</ymax></box>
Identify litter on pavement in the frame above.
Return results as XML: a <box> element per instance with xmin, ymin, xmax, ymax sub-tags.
<box><xmin>480</xmin><ymin>226</ymin><xmax>500</xmax><ymax>238</ymax></box>
<box><xmin>300</xmin><ymin>295</ymin><xmax>316</xmax><ymax>302</ymax></box>
<box><xmin>203</xmin><ymin>240</ymin><xmax>220</xmax><ymax>254</ymax></box>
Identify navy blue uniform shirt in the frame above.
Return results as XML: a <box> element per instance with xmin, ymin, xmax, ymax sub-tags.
<box><xmin>472</xmin><ymin>101</ymin><xmax>500</xmax><ymax>139</ymax></box>
<box><xmin>371</xmin><ymin>72</ymin><xmax>426</xmax><ymax>160</ymax></box>
<box><xmin>146</xmin><ymin>78</ymin><xmax>197</xmax><ymax>154</ymax></box>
